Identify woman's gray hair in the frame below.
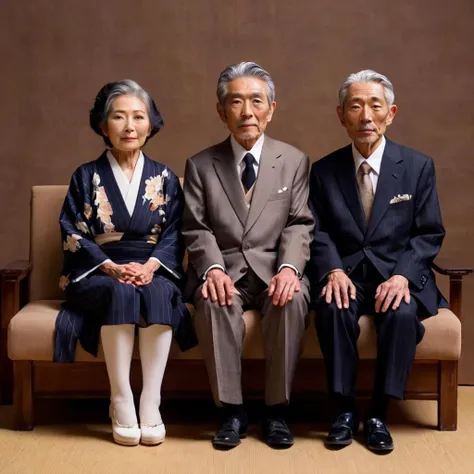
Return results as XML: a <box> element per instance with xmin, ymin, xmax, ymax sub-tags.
<box><xmin>90</xmin><ymin>79</ymin><xmax>163</xmax><ymax>147</ymax></box>
<box><xmin>217</xmin><ymin>62</ymin><xmax>275</xmax><ymax>107</ymax></box>
<box><xmin>339</xmin><ymin>70</ymin><xmax>395</xmax><ymax>110</ymax></box>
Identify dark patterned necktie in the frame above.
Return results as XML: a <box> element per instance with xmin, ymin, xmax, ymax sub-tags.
<box><xmin>241</xmin><ymin>152</ymin><xmax>256</xmax><ymax>191</ymax></box>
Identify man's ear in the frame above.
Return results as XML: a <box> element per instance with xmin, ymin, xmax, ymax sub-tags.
<box><xmin>385</xmin><ymin>104</ymin><xmax>398</xmax><ymax>126</ymax></box>
<box><xmin>336</xmin><ymin>106</ymin><xmax>345</xmax><ymax>127</ymax></box>
<box><xmin>216</xmin><ymin>102</ymin><xmax>227</xmax><ymax>123</ymax></box>
<box><xmin>266</xmin><ymin>101</ymin><xmax>276</xmax><ymax>123</ymax></box>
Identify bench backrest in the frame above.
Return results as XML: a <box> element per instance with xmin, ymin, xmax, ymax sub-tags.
<box><xmin>30</xmin><ymin>185</ymin><xmax>68</xmax><ymax>301</ymax></box>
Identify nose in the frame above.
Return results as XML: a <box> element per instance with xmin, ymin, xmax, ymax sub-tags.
<box><xmin>125</xmin><ymin>117</ymin><xmax>135</xmax><ymax>132</ymax></box>
<box><xmin>360</xmin><ymin>106</ymin><xmax>372</xmax><ymax>124</ymax></box>
<box><xmin>241</xmin><ymin>100</ymin><xmax>253</xmax><ymax>118</ymax></box>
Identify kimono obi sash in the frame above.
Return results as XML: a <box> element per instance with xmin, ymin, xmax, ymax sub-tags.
<box><xmin>100</xmin><ymin>240</ymin><xmax>155</xmax><ymax>265</ymax></box>
<box><xmin>95</xmin><ymin>233</ymin><xmax>158</xmax><ymax>247</ymax></box>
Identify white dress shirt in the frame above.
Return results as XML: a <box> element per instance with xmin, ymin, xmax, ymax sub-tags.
<box><xmin>352</xmin><ymin>135</ymin><xmax>386</xmax><ymax>193</ymax></box>
<box><xmin>203</xmin><ymin>134</ymin><xmax>300</xmax><ymax>280</ymax></box>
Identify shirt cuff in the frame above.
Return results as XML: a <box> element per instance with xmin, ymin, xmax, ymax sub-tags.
<box><xmin>203</xmin><ymin>264</ymin><xmax>225</xmax><ymax>280</ymax></box>
<box><xmin>72</xmin><ymin>259</ymin><xmax>111</xmax><ymax>283</ymax></box>
<box><xmin>149</xmin><ymin>257</ymin><xmax>181</xmax><ymax>279</ymax></box>
<box><xmin>278</xmin><ymin>264</ymin><xmax>301</xmax><ymax>279</ymax></box>
<box><xmin>320</xmin><ymin>268</ymin><xmax>345</xmax><ymax>282</ymax></box>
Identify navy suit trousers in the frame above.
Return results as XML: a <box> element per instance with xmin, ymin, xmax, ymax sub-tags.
<box><xmin>315</xmin><ymin>262</ymin><xmax>425</xmax><ymax>400</ymax></box>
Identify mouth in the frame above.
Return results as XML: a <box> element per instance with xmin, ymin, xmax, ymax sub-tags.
<box><xmin>121</xmin><ymin>137</ymin><xmax>137</xmax><ymax>141</ymax></box>
<box><xmin>239</xmin><ymin>124</ymin><xmax>258</xmax><ymax>128</ymax></box>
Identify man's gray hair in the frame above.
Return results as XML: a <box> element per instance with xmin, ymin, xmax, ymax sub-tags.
<box><xmin>217</xmin><ymin>62</ymin><xmax>275</xmax><ymax>107</ymax></box>
<box><xmin>339</xmin><ymin>70</ymin><xmax>395</xmax><ymax>110</ymax></box>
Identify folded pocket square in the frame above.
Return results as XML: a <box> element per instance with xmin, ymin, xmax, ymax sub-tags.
<box><xmin>390</xmin><ymin>194</ymin><xmax>412</xmax><ymax>204</ymax></box>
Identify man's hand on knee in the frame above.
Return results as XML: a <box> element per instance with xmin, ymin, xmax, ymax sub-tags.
<box><xmin>321</xmin><ymin>270</ymin><xmax>356</xmax><ymax>310</ymax></box>
<box><xmin>375</xmin><ymin>275</ymin><xmax>410</xmax><ymax>313</ymax></box>
<box><xmin>268</xmin><ymin>267</ymin><xmax>301</xmax><ymax>307</ymax></box>
<box><xmin>202</xmin><ymin>269</ymin><xmax>235</xmax><ymax>306</ymax></box>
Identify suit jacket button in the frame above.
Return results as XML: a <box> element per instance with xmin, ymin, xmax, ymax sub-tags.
<box><xmin>244</xmin><ymin>244</ymin><xmax>250</xmax><ymax>250</ymax></box>
<box><xmin>240</xmin><ymin>267</ymin><xmax>247</xmax><ymax>274</ymax></box>
<box><xmin>346</xmin><ymin>266</ymin><xmax>352</xmax><ymax>273</ymax></box>
<box><xmin>364</xmin><ymin>245</ymin><xmax>370</xmax><ymax>250</ymax></box>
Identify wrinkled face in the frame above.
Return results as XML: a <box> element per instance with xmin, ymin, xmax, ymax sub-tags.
<box><xmin>217</xmin><ymin>77</ymin><xmax>275</xmax><ymax>148</ymax></box>
<box><xmin>337</xmin><ymin>82</ymin><xmax>397</xmax><ymax>146</ymax></box>
<box><xmin>102</xmin><ymin>95</ymin><xmax>151</xmax><ymax>151</ymax></box>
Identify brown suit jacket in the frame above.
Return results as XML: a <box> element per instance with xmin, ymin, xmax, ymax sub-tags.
<box><xmin>182</xmin><ymin>135</ymin><xmax>314</xmax><ymax>299</ymax></box>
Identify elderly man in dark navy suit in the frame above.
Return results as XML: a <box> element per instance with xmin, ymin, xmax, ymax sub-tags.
<box><xmin>308</xmin><ymin>70</ymin><xmax>446</xmax><ymax>453</ymax></box>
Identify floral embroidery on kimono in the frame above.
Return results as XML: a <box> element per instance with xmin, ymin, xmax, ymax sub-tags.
<box><xmin>59</xmin><ymin>274</ymin><xmax>70</xmax><ymax>290</ymax></box>
<box><xmin>142</xmin><ymin>169</ymin><xmax>170</xmax><ymax>212</ymax></box>
<box><xmin>93</xmin><ymin>172</ymin><xmax>115</xmax><ymax>233</ymax></box>
<box><xmin>63</xmin><ymin>234</ymin><xmax>82</xmax><ymax>253</ymax></box>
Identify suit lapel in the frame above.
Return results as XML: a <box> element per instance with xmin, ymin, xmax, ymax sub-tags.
<box><xmin>212</xmin><ymin>137</ymin><xmax>249</xmax><ymax>227</ymax></box>
<box><xmin>244</xmin><ymin>136</ymin><xmax>281</xmax><ymax>235</ymax></box>
<box><xmin>335</xmin><ymin>146</ymin><xmax>366</xmax><ymax>234</ymax></box>
<box><xmin>364</xmin><ymin>139</ymin><xmax>405</xmax><ymax>242</ymax></box>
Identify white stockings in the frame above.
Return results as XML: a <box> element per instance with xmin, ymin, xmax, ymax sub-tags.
<box><xmin>101</xmin><ymin>324</ymin><xmax>172</xmax><ymax>426</ymax></box>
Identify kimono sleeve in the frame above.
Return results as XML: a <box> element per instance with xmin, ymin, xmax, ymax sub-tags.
<box><xmin>150</xmin><ymin>170</ymin><xmax>185</xmax><ymax>278</ymax></box>
<box><xmin>60</xmin><ymin>166</ymin><xmax>110</xmax><ymax>282</ymax></box>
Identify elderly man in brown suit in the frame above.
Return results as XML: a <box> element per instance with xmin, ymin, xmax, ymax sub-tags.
<box><xmin>182</xmin><ymin>62</ymin><xmax>313</xmax><ymax>450</ymax></box>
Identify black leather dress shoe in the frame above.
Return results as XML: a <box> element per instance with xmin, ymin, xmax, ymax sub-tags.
<box><xmin>325</xmin><ymin>412</ymin><xmax>359</xmax><ymax>447</ymax></box>
<box><xmin>262</xmin><ymin>417</ymin><xmax>294</xmax><ymax>449</ymax></box>
<box><xmin>364</xmin><ymin>418</ymin><xmax>394</xmax><ymax>452</ymax></box>
<box><xmin>212</xmin><ymin>416</ymin><xmax>248</xmax><ymax>449</ymax></box>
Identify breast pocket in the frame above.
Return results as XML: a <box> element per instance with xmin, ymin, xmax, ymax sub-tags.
<box><xmin>387</xmin><ymin>199</ymin><xmax>414</xmax><ymax>231</ymax></box>
<box><xmin>268</xmin><ymin>191</ymin><xmax>290</xmax><ymax>201</ymax></box>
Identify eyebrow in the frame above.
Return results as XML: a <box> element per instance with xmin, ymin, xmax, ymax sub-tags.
<box><xmin>112</xmin><ymin>109</ymin><xmax>147</xmax><ymax>113</ymax></box>
<box><xmin>350</xmin><ymin>96</ymin><xmax>384</xmax><ymax>103</ymax></box>
<box><xmin>229</xmin><ymin>92</ymin><xmax>265</xmax><ymax>98</ymax></box>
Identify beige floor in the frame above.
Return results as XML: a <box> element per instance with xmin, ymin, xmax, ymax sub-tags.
<box><xmin>1</xmin><ymin>389</ymin><xmax>473</xmax><ymax>474</ymax></box>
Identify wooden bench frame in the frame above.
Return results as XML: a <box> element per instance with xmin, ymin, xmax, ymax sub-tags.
<box><xmin>1</xmin><ymin>258</ymin><xmax>472</xmax><ymax>431</ymax></box>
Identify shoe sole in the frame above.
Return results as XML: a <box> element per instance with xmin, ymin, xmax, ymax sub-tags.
<box><xmin>212</xmin><ymin>433</ymin><xmax>247</xmax><ymax>448</ymax></box>
<box><xmin>368</xmin><ymin>444</ymin><xmax>394</xmax><ymax>453</ymax></box>
<box><xmin>141</xmin><ymin>436</ymin><xmax>166</xmax><ymax>446</ymax></box>
<box><xmin>113</xmin><ymin>434</ymin><xmax>140</xmax><ymax>446</ymax></box>
<box><xmin>267</xmin><ymin>441</ymin><xmax>294</xmax><ymax>449</ymax></box>
<box><xmin>325</xmin><ymin>438</ymin><xmax>353</xmax><ymax>447</ymax></box>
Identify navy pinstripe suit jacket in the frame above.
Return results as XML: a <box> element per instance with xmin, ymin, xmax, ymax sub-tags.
<box><xmin>307</xmin><ymin>138</ymin><xmax>446</xmax><ymax>315</ymax></box>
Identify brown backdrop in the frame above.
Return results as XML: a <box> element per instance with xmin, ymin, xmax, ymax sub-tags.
<box><xmin>1</xmin><ymin>1</ymin><xmax>473</xmax><ymax>381</ymax></box>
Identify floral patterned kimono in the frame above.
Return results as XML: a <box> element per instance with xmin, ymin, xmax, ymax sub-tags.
<box><xmin>54</xmin><ymin>151</ymin><xmax>197</xmax><ymax>362</ymax></box>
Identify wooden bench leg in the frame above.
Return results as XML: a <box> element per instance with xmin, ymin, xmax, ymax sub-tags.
<box><xmin>438</xmin><ymin>360</ymin><xmax>458</xmax><ymax>431</ymax></box>
<box><xmin>14</xmin><ymin>361</ymin><xmax>33</xmax><ymax>430</ymax></box>
<box><xmin>0</xmin><ymin>332</ymin><xmax>13</xmax><ymax>405</ymax></box>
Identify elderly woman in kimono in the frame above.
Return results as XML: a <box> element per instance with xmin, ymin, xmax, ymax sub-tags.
<box><xmin>55</xmin><ymin>80</ymin><xmax>196</xmax><ymax>447</ymax></box>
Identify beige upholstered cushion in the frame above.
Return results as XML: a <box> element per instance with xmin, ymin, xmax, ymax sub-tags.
<box><xmin>8</xmin><ymin>301</ymin><xmax>461</xmax><ymax>362</ymax></box>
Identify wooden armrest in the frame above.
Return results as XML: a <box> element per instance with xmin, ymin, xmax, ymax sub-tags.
<box><xmin>432</xmin><ymin>258</ymin><xmax>473</xmax><ymax>277</ymax></box>
<box><xmin>2</xmin><ymin>260</ymin><xmax>32</xmax><ymax>282</ymax></box>
<box><xmin>432</xmin><ymin>258</ymin><xmax>472</xmax><ymax>321</ymax></box>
